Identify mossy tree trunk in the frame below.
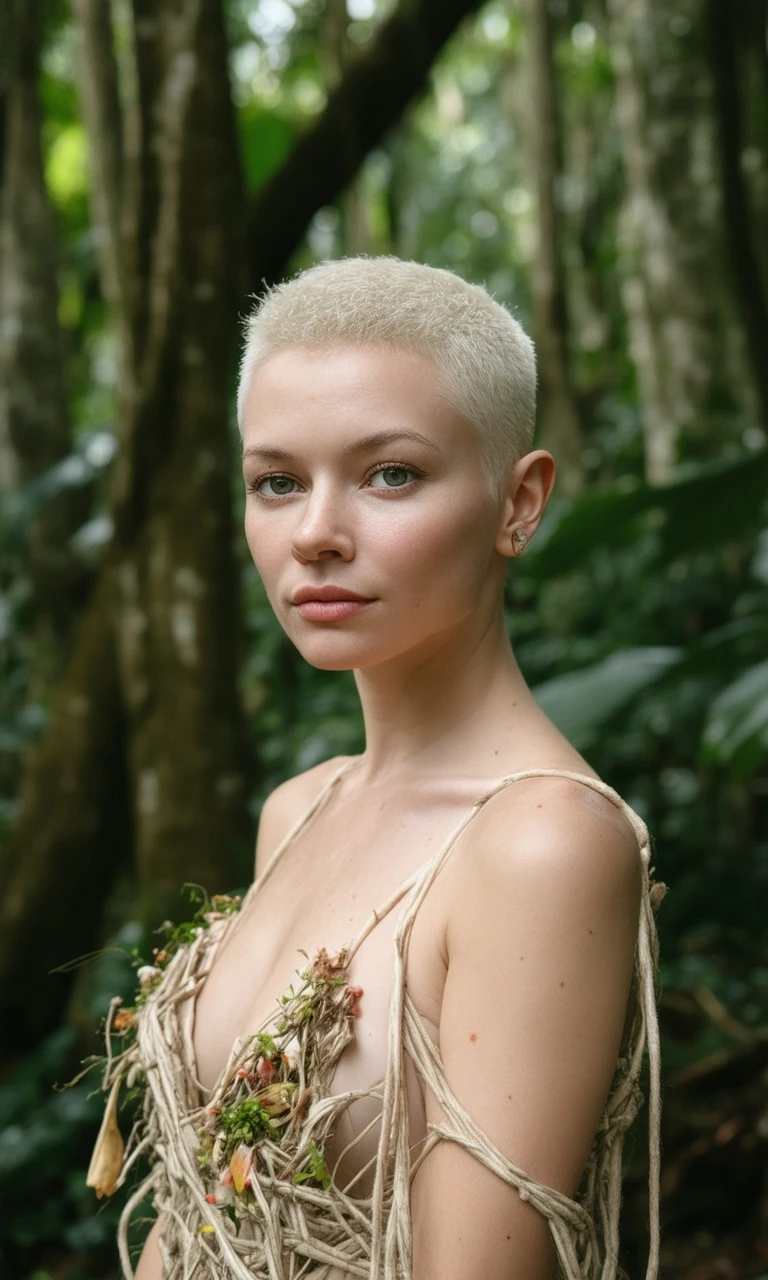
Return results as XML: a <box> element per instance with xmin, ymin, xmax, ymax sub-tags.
<box><xmin>608</xmin><ymin>0</ymin><xmax>758</xmax><ymax>484</ymax></box>
<box><xmin>0</xmin><ymin>0</ymin><xmax>91</xmax><ymax>658</ymax></box>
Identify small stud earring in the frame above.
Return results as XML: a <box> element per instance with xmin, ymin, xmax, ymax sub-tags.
<box><xmin>511</xmin><ymin>527</ymin><xmax>529</xmax><ymax>555</ymax></box>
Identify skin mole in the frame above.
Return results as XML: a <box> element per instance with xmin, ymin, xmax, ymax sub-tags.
<box><xmin>469</xmin><ymin>1032</ymin><xmax>478</xmax><ymax>1042</ymax></box>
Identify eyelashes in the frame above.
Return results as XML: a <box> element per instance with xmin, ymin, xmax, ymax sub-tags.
<box><xmin>366</xmin><ymin>462</ymin><xmax>426</xmax><ymax>490</ymax></box>
<box><xmin>246</xmin><ymin>461</ymin><xmax>427</xmax><ymax>499</ymax></box>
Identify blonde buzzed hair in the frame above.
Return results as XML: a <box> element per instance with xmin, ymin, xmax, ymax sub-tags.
<box><xmin>237</xmin><ymin>257</ymin><xmax>537</xmax><ymax>490</ymax></box>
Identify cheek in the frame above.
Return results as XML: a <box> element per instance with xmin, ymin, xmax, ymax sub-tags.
<box><xmin>244</xmin><ymin>509</ymin><xmax>284</xmax><ymax>593</ymax></box>
<box><xmin>376</xmin><ymin>500</ymin><xmax>498</xmax><ymax>600</ymax></box>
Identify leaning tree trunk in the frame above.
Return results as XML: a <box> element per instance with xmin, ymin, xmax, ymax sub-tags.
<box><xmin>0</xmin><ymin>0</ymin><xmax>484</xmax><ymax>1057</ymax></box>
<box><xmin>110</xmin><ymin>0</ymin><xmax>253</xmax><ymax>922</ymax></box>
<box><xmin>522</xmin><ymin>0</ymin><xmax>585</xmax><ymax>495</ymax></box>
<box><xmin>706</xmin><ymin>0</ymin><xmax>768</xmax><ymax>431</ymax></box>
<box><xmin>608</xmin><ymin>0</ymin><xmax>752</xmax><ymax>484</ymax></box>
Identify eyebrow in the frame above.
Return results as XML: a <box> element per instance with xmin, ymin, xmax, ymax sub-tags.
<box><xmin>242</xmin><ymin>429</ymin><xmax>443</xmax><ymax>463</ymax></box>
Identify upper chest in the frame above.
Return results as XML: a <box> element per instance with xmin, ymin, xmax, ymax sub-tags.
<box><xmin>192</xmin><ymin>783</ymin><xmax>477</xmax><ymax>1100</ymax></box>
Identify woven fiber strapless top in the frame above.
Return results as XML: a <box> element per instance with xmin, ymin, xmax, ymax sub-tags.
<box><xmin>91</xmin><ymin>765</ymin><xmax>664</xmax><ymax>1280</ymax></box>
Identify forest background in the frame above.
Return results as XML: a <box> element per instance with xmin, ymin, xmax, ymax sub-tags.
<box><xmin>0</xmin><ymin>0</ymin><xmax>766</xmax><ymax>1276</ymax></box>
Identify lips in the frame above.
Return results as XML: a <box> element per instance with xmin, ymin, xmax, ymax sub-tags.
<box><xmin>291</xmin><ymin>585</ymin><xmax>373</xmax><ymax>605</ymax></box>
<box><xmin>291</xmin><ymin>584</ymin><xmax>375</xmax><ymax>622</ymax></box>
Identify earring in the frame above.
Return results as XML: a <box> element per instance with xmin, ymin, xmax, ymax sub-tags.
<box><xmin>511</xmin><ymin>527</ymin><xmax>529</xmax><ymax>555</ymax></box>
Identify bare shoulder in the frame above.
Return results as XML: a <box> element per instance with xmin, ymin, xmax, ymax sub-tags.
<box><xmin>449</xmin><ymin>772</ymin><xmax>643</xmax><ymax>942</ymax></box>
<box><xmin>254</xmin><ymin>755</ymin><xmax>357</xmax><ymax>876</ymax></box>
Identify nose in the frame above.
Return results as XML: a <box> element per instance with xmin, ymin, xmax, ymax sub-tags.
<box><xmin>290</xmin><ymin>485</ymin><xmax>354</xmax><ymax>564</ymax></box>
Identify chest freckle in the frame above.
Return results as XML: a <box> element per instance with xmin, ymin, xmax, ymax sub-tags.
<box><xmin>469</xmin><ymin>1032</ymin><xmax>477</xmax><ymax>1042</ymax></box>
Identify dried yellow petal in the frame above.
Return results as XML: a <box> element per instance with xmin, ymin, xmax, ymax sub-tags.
<box><xmin>229</xmin><ymin>1143</ymin><xmax>254</xmax><ymax>1194</ymax></box>
<box><xmin>86</xmin><ymin>1078</ymin><xmax>125</xmax><ymax>1199</ymax></box>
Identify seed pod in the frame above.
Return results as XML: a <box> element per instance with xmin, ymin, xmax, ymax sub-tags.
<box><xmin>86</xmin><ymin>1078</ymin><xmax>125</xmax><ymax>1199</ymax></box>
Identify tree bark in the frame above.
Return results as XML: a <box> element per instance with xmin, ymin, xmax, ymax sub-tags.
<box><xmin>523</xmin><ymin>0</ymin><xmax>585</xmax><ymax>495</ymax></box>
<box><xmin>0</xmin><ymin>574</ymin><xmax>131</xmax><ymax>1049</ymax></box>
<box><xmin>609</xmin><ymin>0</ymin><xmax>731</xmax><ymax>483</ymax></box>
<box><xmin>70</xmin><ymin>0</ymin><xmax>125</xmax><ymax>316</ymax></box>
<box><xmin>706</xmin><ymin>0</ymin><xmax>768</xmax><ymax>431</ymax></box>
<box><xmin>0</xmin><ymin>0</ymin><xmax>90</xmax><ymax>650</ymax></box>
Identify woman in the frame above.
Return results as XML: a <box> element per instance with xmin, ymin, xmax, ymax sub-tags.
<box><xmin>94</xmin><ymin>258</ymin><xmax>662</xmax><ymax>1279</ymax></box>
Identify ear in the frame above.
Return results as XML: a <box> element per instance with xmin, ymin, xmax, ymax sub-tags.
<box><xmin>495</xmin><ymin>450</ymin><xmax>556</xmax><ymax>557</ymax></box>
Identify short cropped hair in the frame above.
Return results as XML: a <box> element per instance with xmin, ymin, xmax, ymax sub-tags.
<box><xmin>237</xmin><ymin>257</ymin><xmax>537</xmax><ymax>490</ymax></box>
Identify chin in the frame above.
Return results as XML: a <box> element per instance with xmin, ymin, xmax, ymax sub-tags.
<box><xmin>289</xmin><ymin>636</ymin><xmax>371</xmax><ymax>672</ymax></box>
<box><xmin>289</xmin><ymin>630</ymin><xmax>404</xmax><ymax>672</ymax></box>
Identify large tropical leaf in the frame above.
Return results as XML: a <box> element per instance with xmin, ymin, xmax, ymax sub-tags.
<box><xmin>532</xmin><ymin>647</ymin><xmax>683</xmax><ymax>749</ymax></box>
<box><xmin>531</xmin><ymin>451</ymin><xmax>768</xmax><ymax>577</ymax></box>
<box><xmin>701</xmin><ymin>660</ymin><xmax>768</xmax><ymax>778</ymax></box>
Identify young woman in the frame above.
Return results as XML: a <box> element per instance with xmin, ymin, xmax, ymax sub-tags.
<box><xmin>100</xmin><ymin>258</ymin><xmax>661</xmax><ymax>1279</ymax></box>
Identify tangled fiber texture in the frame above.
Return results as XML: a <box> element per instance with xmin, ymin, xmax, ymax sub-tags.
<box><xmin>96</xmin><ymin>766</ymin><xmax>664</xmax><ymax>1280</ymax></box>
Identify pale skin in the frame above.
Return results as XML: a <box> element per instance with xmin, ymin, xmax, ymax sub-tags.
<box><xmin>136</xmin><ymin>344</ymin><xmax>641</xmax><ymax>1279</ymax></box>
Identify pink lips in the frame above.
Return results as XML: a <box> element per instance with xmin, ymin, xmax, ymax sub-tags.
<box><xmin>291</xmin><ymin>585</ymin><xmax>375</xmax><ymax>622</ymax></box>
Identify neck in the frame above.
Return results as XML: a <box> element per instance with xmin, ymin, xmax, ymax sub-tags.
<box><xmin>353</xmin><ymin>607</ymin><xmax>539</xmax><ymax>781</ymax></box>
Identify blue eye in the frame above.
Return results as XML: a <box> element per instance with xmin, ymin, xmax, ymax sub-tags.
<box><xmin>253</xmin><ymin>474</ymin><xmax>299</xmax><ymax>497</ymax></box>
<box><xmin>368</xmin><ymin>465</ymin><xmax>417</xmax><ymax>489</ymax></box>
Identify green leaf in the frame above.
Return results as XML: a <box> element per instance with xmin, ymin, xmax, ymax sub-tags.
<box><xmin>238</xmin><ymin>105</ymin><xmax>295</xmax><ymax>193</ymax></box>
<box><xmin>532</xmin><ymin>648</ymin><xmax>682</xmax><ymax>749</ymax></box>
<box><xmin>701</xmin><ymin>660</ymin><xmax>768</xmax><ymax>778</ymax></box>
<box><xmin>531</xmin><ymin>452</ymin><xmax>768</xmax><ymax>577</ymax></box>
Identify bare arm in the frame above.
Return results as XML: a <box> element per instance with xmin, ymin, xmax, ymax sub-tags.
<box><xmin>134</xmin><ymin>1217</ymin><xmax>163</xmax><ymax>1280</ymax></box>
<box><xmin>411</xmin><ymin>778</ymin><xmax>642</xmax><ymax>1280</ymax></box>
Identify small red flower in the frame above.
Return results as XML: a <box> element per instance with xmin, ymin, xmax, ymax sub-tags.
<box><xmin>256</xmin><ymin>1055</ymin><xmax>276</xmax><ymax>1084</ymax></box>
<box><xmin>113</xmin><ymin>1008</ymin><xmax>136</xmax><ymax>1034</ymax></box>
<box><xmin>346</xmin><ymin>985</ymin><xmax>364</xmax><ymax>1018</ymax></box>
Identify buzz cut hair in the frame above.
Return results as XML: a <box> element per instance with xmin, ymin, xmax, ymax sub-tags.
<box><xmin>237</xmin><ymin>256</ymin><xmax>537</xmax><ymax>492</ymax></box>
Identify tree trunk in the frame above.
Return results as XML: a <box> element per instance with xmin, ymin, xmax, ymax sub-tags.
<box><xmin>0</xmin><ymin>0</ymin><xmax>90</xmax><ymax>650</ymax></box>
<box><xmin>321</xmin><ymin>0</ymin><xmax>373</xmax><ymax>256</ymax></box>
<box><xmin>523</xmin><ymin>0</ymin><xmax>585</xmax><ymax>494</ymax></box>
<box><xmin>608</xmin><ymin>0</ymin><xmax>735</xmax><ymax>483</ymax></box>
<box><xmin>706</xmin><ymin>0</ymin><xmax>768</xmax><ymax>431</ymax></box>
<box><xmin>95</xmin><ymin>0</ymin><xmax>254</xmax><ymax>924</ymax></box>
<box><xmin>0</xmin><ymin>573</ymin><xmax>131</xmax><ymax>1049</ymax></box>
<box><xmin>71</xmin><ymin>0</ymin><xmax>125</xmax><ymax>316</ymax></box>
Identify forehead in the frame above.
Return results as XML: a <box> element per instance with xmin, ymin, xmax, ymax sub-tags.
<box><xmin>241</xmin><ymin>343</ymin><xmax>478</xmax><ymax>458</ymax></box>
